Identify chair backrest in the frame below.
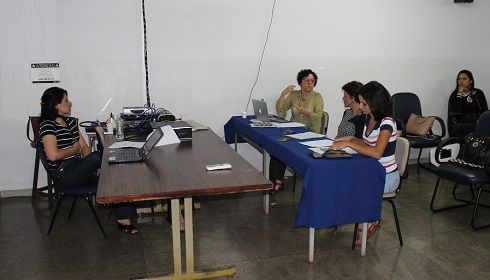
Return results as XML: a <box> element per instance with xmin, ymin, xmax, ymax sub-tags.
<box><xmin>321</xmin><ymin>111</ymin><xmax>329</xmax><ymax>135</ymax></box>
<box><xmin>395</xmin><ymin>137</ymin><xmax>411</xmax><ymax>180</ymax></box>
<box><xmin>95</xmin><ymin>126</ymin><xmax>105</xmax><ymax>153</ymax></box>
<box><xmin>36</xmin><ymin>141</ymin><xmax>51</xmax><ymax>172</ymax></box>
<box><xmin>391</xmin><ymin>92</ymin><xmax>422</xmax><ymax>125</ymax></box>
<box><xmin>476</xmin><ymin>111</ymin><xmax>490</xmax><ymax>136</ymax></box>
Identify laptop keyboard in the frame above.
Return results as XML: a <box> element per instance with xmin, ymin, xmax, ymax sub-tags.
<box><xmin>120</xmin><ymin>149</ymin><xmax>140</xmax><ymax>160</ymax></box>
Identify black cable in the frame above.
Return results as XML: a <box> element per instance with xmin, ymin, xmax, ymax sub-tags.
<box><xmin>245</xmin><ymin>0</ymin><xmax>277</xmax><ymax>112</ymax></box>
<box><xmin>142</xmin><ymin>0</ymin><xmax>151</xmax><ymax>107</ymax></box>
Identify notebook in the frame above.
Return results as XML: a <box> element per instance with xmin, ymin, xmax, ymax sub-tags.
<box><xmin>252</xmin><ymin>99</ymin><xmax>288</xmax><ymax>123</ymax></box>
<box><xmin>108</xmin><ymin>127</ymin><xmax>164</xmax><ymax>163</ymax></box>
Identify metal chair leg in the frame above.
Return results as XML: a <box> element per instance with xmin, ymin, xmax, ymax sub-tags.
<box><xmin>430</xmin><ymin>177</ymin><xmax>470</xmax><ymax>212</ymax></box>
<box><xmin>471</xmin><ymin>185</ymin><xmax>490</xmax><ymax>230</ymax></box>
<box><xmin>387</xmin><ymin>199</ymin><xmax>403</xmax><ymax>246</ymax></box>
<box><xmin>352</xmin><ymin>223</ymin><xmax>359</xmax><ymax>250</ymax></box>
<box><xmin>83</xmin><ymin>196</ymin><xmax>108</xmax><ymax>239</ymax></box>
<box><xmin>47</xmin><ymin>196</ymin><xmax>65</xmax><ymax>235</ymax></box>
<box><xmin>292</xmin><ymin>172</ymin><xmax>297</xmax><ymax>193</ymax></box>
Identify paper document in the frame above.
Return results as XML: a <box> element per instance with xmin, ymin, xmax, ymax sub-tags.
<box><xmin>287</xmin><ymin>132</ymin><xmax>326</xmax><ymax>140</ymax></box>
<box><xmin>275</xmin><ymin>122</ymin><xmax>306</xmax><ymax>128</ymax></box>
<box><xmin>300</xmin><ymin>139</ymin><xmax>333</xmax><ymax>148</ymax></box>
<box><xmin>156</xmin><ymin>125</ymin><xmax>181</xmax><ymax>146</ymax></box>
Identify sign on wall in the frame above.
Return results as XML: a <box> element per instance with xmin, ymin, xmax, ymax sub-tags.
<box><xmin>30</xmin><ymin>63</ymin><xmax>60</xmax><ymax>83</ymax></box>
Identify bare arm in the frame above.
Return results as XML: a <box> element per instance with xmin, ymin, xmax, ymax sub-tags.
<box><xmin>42</xmin><ymin>134</ymin><xmax>81</xmax><ymax>162</ymax></box>
<box><xmin>331</xmin><ymin>130</ymin><xmax>391</xmax><ymax>159</ymax></box>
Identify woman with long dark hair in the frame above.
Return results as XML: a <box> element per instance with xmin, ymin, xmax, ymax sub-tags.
<box><xmin>330</xmin><ymin>81</ymin><xmax>398</xmax><ymax>245</ymax></box>
<box><xmin>448</xmin><ymin>70</ymin><xmax>488</xmax><ymax>138</ymax></box>
<box><xmin>39</xmin><ymin>87</ymin><xmax>138</xmax><ymax>234</ymax></box>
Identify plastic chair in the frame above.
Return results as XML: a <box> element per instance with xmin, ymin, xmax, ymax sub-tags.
<box><xmin>292</xmin><ymin>111</ymin><xmax>329</xmax><ymax>193</ymax></box>
<box><xmin>430</xmin><ymin>111</ymin><xmax>490</xmax><ymax>230</ymax></box>
<box><xmin>36</xmin><ymin>141</ymin><xmax>108</xmax><ymax>238</ymax></box>
<box><xmin>351</xmin><ymin>137</ymin><xmax>410</xmax><ymax>248</ymax></box>
<box><xmin>391</xmin><ymin>92</ymin><xmax>446</xmax><ymax>174</ymax></box>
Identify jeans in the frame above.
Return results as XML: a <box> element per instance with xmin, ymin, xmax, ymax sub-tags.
<box><xmin>384</xmin><ymin>170</ymin><xmax>400</xmax><ymax>193</ymax></box>
<box><xmin>52</xmin><ymin>151</ymin><xmax>102</xmax><ymax>189</ymax></box>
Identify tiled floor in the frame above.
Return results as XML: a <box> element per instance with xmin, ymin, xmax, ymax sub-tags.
<box><xmin>1</xmin><ymin>165</ymin><xmax>490</xmax><ymax>279</ymax></box>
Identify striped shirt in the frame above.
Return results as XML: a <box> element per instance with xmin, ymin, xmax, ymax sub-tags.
<box><xmin>39</xmin><ymin>117</ymin><xmax>80</xmax><ymax>170</ymax></box>
<box><xmin>363</xmin><ymin>115</ymin><xmax>397</xmax><ymax>173</ymax></box>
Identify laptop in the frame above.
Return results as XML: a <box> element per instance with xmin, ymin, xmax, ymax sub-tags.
<box><xmin>251</xmin><ymin>99</ymin><xmax>288</xmax><ymax>123</ymax></box>
<box><xmin>108</xmin><ymin>127</ymin><xmax>164</xmax><ymax>163</ymax></box>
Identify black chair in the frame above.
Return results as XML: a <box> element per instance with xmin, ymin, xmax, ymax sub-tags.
<box><xmin>292</xmin><ymin>111</ymin><xmax>329</xmax><ymax>193</ymax></box>
<box><xmin>36</xmin><ymin>141</ymin><xmax>108</xmax><ymax>238</ymax></box>
<box><xmin>430</xmin><ymin>111</ymin><xmax>490</xmax><ymax>230</ymax></box>
<box><xmin>391</xmin><ymin>92</ymin><xmax>446</xmax><ymax>173</ymax></box>
<box><xmin>352</xmin><ymin>137</ymin><xmax>411</xmax><ymax>248</ymax></box>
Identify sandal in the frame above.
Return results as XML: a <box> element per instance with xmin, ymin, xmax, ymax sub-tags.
<box><xmin>355</xmin><ymin>220</ymin><xmax>382</xmax><ymax>246</ymax></box>
<box><xmin>117</xmin><ymin>221</ymin><xmax>138</xmax><ymax>234</ymax></box>
<box><xmin>367</xmin><ymin>219</ymin><xmax>382</xmax><ymax>240</ymax></box>
<box><xmin>269</xmin><ymin>181</ymin><xmax>284</xmax><ymax>195</ymax></box>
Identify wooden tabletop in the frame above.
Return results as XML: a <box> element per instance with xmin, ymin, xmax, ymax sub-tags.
<box><xmin>96</xmin><ymin>129</ymin><xmax>272</xmax><ymax>204</ymax></box>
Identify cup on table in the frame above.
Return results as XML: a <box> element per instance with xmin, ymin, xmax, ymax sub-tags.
<box><xmin>181</xmin><ymin>113</ymin><xmax>187</xmax><ymax>121</ymax></box>
<box><xmin>242</xmin><ymin>111</ymin><xmax>247</xmax><ymax>118</ymax></box>
<box><xmin>106</xmin><ymin>123</ymin><xmax>114</xmax><ymax>134</ymax></box>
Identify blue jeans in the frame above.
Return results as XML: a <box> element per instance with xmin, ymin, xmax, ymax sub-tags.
<box><xmin>53</xmin><ymin>151</ymin><xmax>102</xmax><ymax>189</ymax></box>
<box><xmin>384</xmin><ymin>170</ymin><xmax>400</xmax><ymax>193</ymax></box>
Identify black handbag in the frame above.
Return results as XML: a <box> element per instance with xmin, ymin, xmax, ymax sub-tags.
<box><xmin>461</xmin><ymin>132</ymin><xmax>490</xmax><ymax>166</ymax></box>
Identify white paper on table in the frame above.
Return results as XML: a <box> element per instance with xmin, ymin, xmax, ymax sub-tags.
<box><xmin>275</xmin><ymin>122</ymin><xmax>306</xmax><ymax>128</ymax></box>
<box><xmin>287</xmin><ymin>132</ymin><xmax>327</xmax><ymax>140</ymax></box>
<box><xmin>156</xmin><ymin>125</ymin><xmax>181</xmax><ymax>146</ymax></box>
<box><xmin>108</xmin><ymin>141</ymin><xmax>144</xmax><ymax>149</ymax></box>
<box><xmin>300</xmin><ymin>139</ymin><xmax>333</xmax><ymax>148</ymax></box>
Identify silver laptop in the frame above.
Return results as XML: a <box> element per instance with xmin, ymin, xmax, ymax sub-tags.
<box><xmin>108</xmin><ymin>127</ymin><xmax>164</xmax><ymax>163</ymax></box>
<box><xmin>252</xmin><ymin>99</ymin><xmax>288</xmax><ymax>123</ymax></box>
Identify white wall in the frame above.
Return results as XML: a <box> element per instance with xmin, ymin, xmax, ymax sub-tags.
<box><xmin>1</xmin><ymin>0</ymin><xmax>489</xmax><ymax>193</ymax></box>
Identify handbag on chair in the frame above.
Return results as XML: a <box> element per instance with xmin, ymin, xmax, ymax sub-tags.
<box><xmin>405</xmin><ymin>113</ymin><xmax>436</xmax><ymax>136</ymax></box>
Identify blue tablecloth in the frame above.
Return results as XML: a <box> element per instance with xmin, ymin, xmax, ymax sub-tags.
<box><xmin>224</xmin><ymin>116</ymin><xmax>386</xmax><ymax>228</ymax></box>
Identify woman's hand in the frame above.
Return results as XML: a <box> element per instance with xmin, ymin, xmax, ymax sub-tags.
<box><xmin>293</xmin><ymin>103</ymin><xmax>309</xmax><ymax>116</ymax></box>
<box><xmin>72</xmin><ymin>142</ymin><xmax>81</xmax><ymax>155</ymax></box>
<box><xmin>334</xmin><ymin>136</ymin><xmax>354</xmax><ymax>143</ymax></box>
<box><xmin>282</xmin><ymin>85</ymin><xmax>295</xmax><ymax>97</ymax></box>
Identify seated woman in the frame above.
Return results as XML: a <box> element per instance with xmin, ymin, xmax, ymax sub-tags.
<box><xmin>330</xmin><ymin>81</ymin><xmax>399</xmax><ymax>245</ymax></box>
<box><xmin>269</xmin><ymin>69</ymin><xmax>324</xmax><ymax>195</ymax></box>
<box><xmin>39</xmin><ymin>87</ymin><xmax>138</xmax><ymax>234</ymax></box>
<box><xmin>448</xmin><ymin>70</ymin><xmax>488</xmax><ymax>138</ymax></box>
<box><xmin>336</xmin><ymin>81</ymin><xmax>365</xmax><ymax>139</ymax></box>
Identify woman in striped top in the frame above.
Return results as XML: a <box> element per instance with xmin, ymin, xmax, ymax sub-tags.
<box><xmin>39</xmin><ymin>87</ymin><xmax>138</xmax><ymax>234</ymax></box>
<box><xmin>329</xmin><ymin>81</ymin><xmax>398</xmax><ymax>245</ymax></box>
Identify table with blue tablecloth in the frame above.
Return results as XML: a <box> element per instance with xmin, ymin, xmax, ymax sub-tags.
<box><xmin>224</xmin><ymin>116</ymin><xmax>386</xmax><ymax>258</ymax></box>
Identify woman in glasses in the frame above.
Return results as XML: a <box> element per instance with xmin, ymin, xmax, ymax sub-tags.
<box><xmin>448</xmin><ymin>70</ymin><xmax>487</xmax><ymax>138</ymax></box>
<box><xmin>269</xmin><ymin>69</ymin><xmax>324</xmax><ymax>195</ymax></box>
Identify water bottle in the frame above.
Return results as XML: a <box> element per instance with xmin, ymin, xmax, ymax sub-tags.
<box><xmin>116</xmin><ymin>117</ymin><xmax>124</xmax><ymax>141</ymax></box>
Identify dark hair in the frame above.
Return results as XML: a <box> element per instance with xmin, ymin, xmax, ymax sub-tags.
<box><xmin>358</xmin><ymin>81</ymin><xmax>391</xmax><ymax>121</ymax></box>
<box><xmin>40</xmin><ymin>87</ymin><xmax>68</xmax><ymax>121</ymax></box>
<box><xmin>296</xmin><ymin>69</ymin><xmax>318</xmax><ymax>86</ymax></box>
<box><xmin>341</xmin><ymin>81</ymin><xmax>363</xmax><ymax>102</ymax></box>
<box><xmin>455</xmin><ymin>69</ymin><xmax>475</xmax><ymax>91</ymax></box>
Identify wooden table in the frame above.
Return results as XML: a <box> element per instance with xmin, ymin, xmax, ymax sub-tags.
<box><xmin>97</xmin><ymin>129</ymin><xmax>272</xmax><ymax>279</ymax></box>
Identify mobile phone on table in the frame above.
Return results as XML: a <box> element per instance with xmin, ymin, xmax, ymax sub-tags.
<box><xmin>308</xmin><ymin>152</ymin><xmax>324</xmax><ymax>159</ymax></box>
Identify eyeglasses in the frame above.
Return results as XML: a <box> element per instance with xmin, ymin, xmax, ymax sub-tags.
<box><xmin>302</xmin><ymin>79</ymin><xmax>316</xmax><ymax>84</ymax></box>
<box><xmin>282</xmin><ymin>128</ymin><xmax>294</xmax><ymax>135</ymax></box>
